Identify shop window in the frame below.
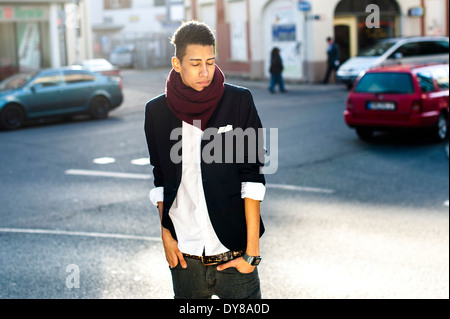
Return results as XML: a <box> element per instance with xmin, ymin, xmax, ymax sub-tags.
<box><xmin>104</xmin><ymin>0</ymin><xmax>131</xmax><ymax>10</ymax></box>
<box><xmin>0</xmin><ymin>22</ymin><xmax>18</xmax><ymax>80</ymax></box>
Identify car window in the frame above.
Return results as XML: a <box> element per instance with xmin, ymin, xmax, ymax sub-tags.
<box><xmin>392</xmin><ymin>42</ymin><xmax>420</xmax><ymax>58</ymax></box>
<box><xmin>31</xmin><ymin>72</ymin><xmax>63</xmax><ymax>88</ymax></box>
<box><xmin>358</xmin><ymin>41</ymin><xmax>396</xmax><ymax>57</ymax></box>
<box><xmin>432</xmin><ymin>67</ymin><xmax>449</xmax><ymax>90</ymax></box>
<box><xmin>113</xmin><ymin>47</ymin><xmax>132</xmax><ymax>54</ymax></box>
<box><xmin>354</xmin><ymin>73</ymin><xmax>415</xmax><ymax>94</ymax></box>
<box><xmin>64</xmin><ymin>70</ymin><xmax>96</xmax><ymax>84</ymax></box>
<box><xmin>416</xmin><ymin>71</ymin><xmax>436</xmax><ymax>92</ymax></box>
<box><xmin>0</xmin><ymin>72</ymin><xmax>36</xmax><ymax>91</ymax></box>
<box><xmin>418</xmin><ymin>41</ymin><xmax>449</xmax><ymax>55</ymax></box>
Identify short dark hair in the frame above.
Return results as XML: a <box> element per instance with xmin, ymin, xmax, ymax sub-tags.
<box><xmin>170</xmin><ymin>21</ymin><xmax>216</xmax><ymax>62</ymax></box>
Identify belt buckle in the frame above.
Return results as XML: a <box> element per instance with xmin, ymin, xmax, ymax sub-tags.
<box><xmin>200</xmin><ymin>255</ymin><xmax>217</xmax><ymax>266</ymax></box>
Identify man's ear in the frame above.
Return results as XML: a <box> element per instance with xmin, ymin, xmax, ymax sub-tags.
<box><xmin>172</xmin><ymin>57</ymin><xmax>181</xmax><ymax>73</ymax></box>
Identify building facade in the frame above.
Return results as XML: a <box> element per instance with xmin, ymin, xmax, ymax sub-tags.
<box><xmin>185</xmin><ymin>0</ymin><xmax>449</xmax><ymax>82</ymax></box>
<box><xmin>0</xmin><ymin>0</ymin><xmax>92</xmax><ymax>80</ymax></box>
<box><xmin>90</xmin><ymin>0</ymin><xmax>184</xmax><ymax>68</ymax></box>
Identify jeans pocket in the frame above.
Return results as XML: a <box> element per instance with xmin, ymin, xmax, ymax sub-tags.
<box><xmin>225</xmin><ymin>266</ymin><xmax>256</xmax><ymax>275</ymax></box>
<box><xmin>169</xmin><ymin>263</ymin><xmax>184</xmax><ymax>270</ymax></box>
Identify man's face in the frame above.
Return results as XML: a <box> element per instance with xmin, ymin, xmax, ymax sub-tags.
<box><xmin>172</xmin><ymin>44</ymin><xmax>216</xmax><ymax>92</ymax></box>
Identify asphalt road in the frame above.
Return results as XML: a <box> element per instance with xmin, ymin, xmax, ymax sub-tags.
<box><xmin>0</xmin><ymin>69</ymin><xmax>448</xmax><ymax>299</ymax></box>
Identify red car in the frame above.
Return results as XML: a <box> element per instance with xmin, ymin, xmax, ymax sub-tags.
<box><xmin>344</xmin><ymin>64</ymin><xmax>449</xmax><ymax>141</ymax></box>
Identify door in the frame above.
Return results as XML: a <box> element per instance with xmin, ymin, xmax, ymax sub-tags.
<box><xmin>24</xmin><ymin>70</ymin><xmax>63</xmax><ymax>117</ymax></box>
<box><xmin>334</xmin><ymin>16</ymin><xmax>358</xmax><ymax>63</ymax></box>
<box><xmin>62</xmin><ymin>70</ymin><xmax>96</xmax><ymax>112</ymax></box>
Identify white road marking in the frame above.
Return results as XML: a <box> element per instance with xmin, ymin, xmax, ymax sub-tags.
<box><xmin>65</xmin><ymin>169</ymin><xmax>152</xmax><ymax>180</ymax></box>
<box><xmin>266</xmin><ymin>183</ymin><xmax>335</xmax><ymax>194</ymax></box>
<box><xmin>0</xmin><ymin>228</ymin><xmax>161</xmax><ymax>242</ymax></box>
<box><xmin>131</xmin><ymin>158</ymin><xmax>150</xmax><ymax>166</ymax></box>
<box><xmin>93</xmin><ymin>157</ymin><xmax>116</xmax><ymax>164</ymax></box>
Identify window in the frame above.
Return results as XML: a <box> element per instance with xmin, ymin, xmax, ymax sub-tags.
<box><xmin>64</xmin><ymin>70</ymin><xmax>96</xmax><ymax>84</ymax></box>
<box><xmin>0</xmin><ymin>72</ymin><xmax>36</xmax><ymax>91</ymax></box>
<box><xmin>418</xmin><ymin>41</ymin><xmax>449</xmax><ymax>56</ymax></box>
<box><xmin>104</xmin><ymin>0</ymin><xmax>131</xmax><ymax>10</ymax></box>
<box><xmin>354</xmin><ymin>73</ymin><xmax>415</xmax><ymax>94</ymax></box>
<box><xmin>154</xmin><ymin>0</ymin><xmax>166</xmax><ymax>6</ymax></box>
<box><xmin>358</xmin><ymin>41</ymin><xmax>396</xmax><ymax>57</ymax></box>
<box><xmin>416</xmin><ymin>71</ymin><xmax>436</xmax><ymax>92</ymax></box>
<box><xmin>393</xmin><ymin>42</ymin><xmax>420</xmax><ymax>58</ymax></box>
<box><xmin>32</xmin><ymin>72</ymin><xmax>63</xmax><ymax>88</ymax></box>
<box><xmin>432</xmin><ymin>68</ymin><xmax>449</xmax><ymax>90</ymax></box>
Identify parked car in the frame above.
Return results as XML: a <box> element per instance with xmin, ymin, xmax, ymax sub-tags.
<box><xmin>344</xmin><ymin>64</ymin><xmax>449</xmax><ymax>141</ymax></box>
<box><xmin>80</xmin><ymin>59</ymin><xmax>121</xmax><ymax>77</ymax></box>
<box><xmin>0</xmin><ymin>67</ymin><xmax>123</xmax><ymax>130</ymax></box>
<box><xmin>110</xmin><ymin>45</ymin><xmax>135</xmax><ymax>68</ymax></box>
<box><xmin>337</xmin><ymin>36</ymin><xmax>449</xmax><ymax>89</ymax></box>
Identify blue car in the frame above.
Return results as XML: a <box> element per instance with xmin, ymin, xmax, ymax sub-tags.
<box><xmin>0</xmin><ymin>67</ymin><xmax>123</xmax><ymax>130</ymax></box>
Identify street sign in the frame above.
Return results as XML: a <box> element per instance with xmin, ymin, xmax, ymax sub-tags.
<box><xmin>298</xmin><ymin>1</ymin><xmax>311</xmax><ymax>12</ymax></box>
<box><xmin>408</xmin><ymin>7</ymin><xmax>424</xmax><ymax>17</ymax></box>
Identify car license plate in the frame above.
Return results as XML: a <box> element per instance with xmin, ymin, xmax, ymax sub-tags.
<box><xmin>367</xmin><ymin>102</ymin><xmax>396</xmax><ymax>111</ymax></box>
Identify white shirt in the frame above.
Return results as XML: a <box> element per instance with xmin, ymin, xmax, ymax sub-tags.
<box><xmin>149</xmin><ymin>121</ymin><xmax>265</xmax><ymax>256</ymax></box>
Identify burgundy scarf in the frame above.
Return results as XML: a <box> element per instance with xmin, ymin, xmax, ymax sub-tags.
<box><xmin>165</xmin><ymin>65</ymin><xmax>225</xmax><ymax>131</ymax></box>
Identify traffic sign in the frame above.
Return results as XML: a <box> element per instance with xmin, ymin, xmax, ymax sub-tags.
<box><xmin>298</xmin><ymin>1</ymin><xmax>311</xmax><ymax>12</ymax></box>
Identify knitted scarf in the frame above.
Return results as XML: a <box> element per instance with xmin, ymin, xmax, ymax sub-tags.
<box><xmin>165</xmin><ymin>65</ymin><xmax>225</xmax><ymax>131</ymax></box>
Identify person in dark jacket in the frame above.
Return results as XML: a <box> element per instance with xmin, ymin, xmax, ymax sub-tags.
<box><xmin>322</xmin><ymin>37</ymin><xmax>340</xmax><ymax>84</ymax></box>
<box><xmin>145</xmin><ymin>21</ymin><xmax>266</xmax><ymax>299</ymax></box>
<box><xmin>269</xmin><ymin>47</ymin><xmax>286</xmax><ymax>93</ymax></box>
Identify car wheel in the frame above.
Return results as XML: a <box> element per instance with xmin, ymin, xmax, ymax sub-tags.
<box><xmin>434</xmin><ymin>113</ymin><xmax>448</xmax><ymax>141</ymax></box>
<box><xmin>89</xmin><ymin>96</ymin><xmax>110</xmax><ymax>120</ymax></box>
<box><xmin>0</xmin><ymin>104</ymin><xmax>25</xmax><ymax>130</ymax></box>
<box><xmin>356</xmin><ymin>128</ymin><xmax>374</xmax><ymax>141</ymax></box>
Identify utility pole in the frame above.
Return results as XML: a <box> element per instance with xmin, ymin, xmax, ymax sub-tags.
<box><xmin>420</xmin><ymin>0</ymin><xmax>425</xmax><ymax>36</ymax></box>
<box><xmin>72</xmin><ymin>0</ymin><xmax>80</xmax><ymax>64</ymax></box>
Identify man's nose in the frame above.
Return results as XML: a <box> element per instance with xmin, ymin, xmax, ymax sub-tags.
<box><xmin>199</xmin><ymin>64</ymin><xmax>209</xmax><ymax>77</ymax></box>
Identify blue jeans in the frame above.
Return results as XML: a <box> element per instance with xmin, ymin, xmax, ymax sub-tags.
<box><xmin>269</xmin><ymin>72</ymin><xmax>286</xmax><ymax>93</ymax></box>
<box><xmin>170</xmin><ymin>258</ymin><xmax>261</xmax><ymax>299</ymax></box>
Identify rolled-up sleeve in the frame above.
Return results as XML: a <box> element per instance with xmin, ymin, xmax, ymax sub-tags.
<box><xmin>241</xmin><ymin>182</ymin><xmax>266</xmax><ymax>201</ymax></box>
<box><xmin>149</xmin><ymin>187</ymin><xmax>164</xmax><ymax>207</ymax></box>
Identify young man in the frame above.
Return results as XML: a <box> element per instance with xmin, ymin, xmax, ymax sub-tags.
<box><xmin>144</xmin><ymin>21</ymin><xmax>266</xmax><ymax>299</ymax></box>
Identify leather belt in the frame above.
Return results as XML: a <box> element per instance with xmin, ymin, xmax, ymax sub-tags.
<box><xmin>183</xmin><ymin>250</ymin><xmax>244</xmax><ymax>266</ymax></box>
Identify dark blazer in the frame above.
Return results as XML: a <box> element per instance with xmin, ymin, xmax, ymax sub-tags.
<box><xmin>327</xmin><ymin>42</ymin><xmax>340</xmax><ymax>66</ymax></box>
<box><xmin>145</xmin><ymin>84</ymin><xmax>266</xmax><ymax>252</ymax></box>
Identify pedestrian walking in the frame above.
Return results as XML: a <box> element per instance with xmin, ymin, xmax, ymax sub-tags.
<box><xmin>322</xmin><ymin>37</ymin><xmax>340</xmax><ymax>84</ymax></box>
<box><xmin>144</xmin><ymin>21</ymin><xmax>266</xmax><ymax>299</ymax></box>
<box><xmin>269</xmin><ymin>47</ymin><xmax>286</xmax><ymax>93</ymax></box>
